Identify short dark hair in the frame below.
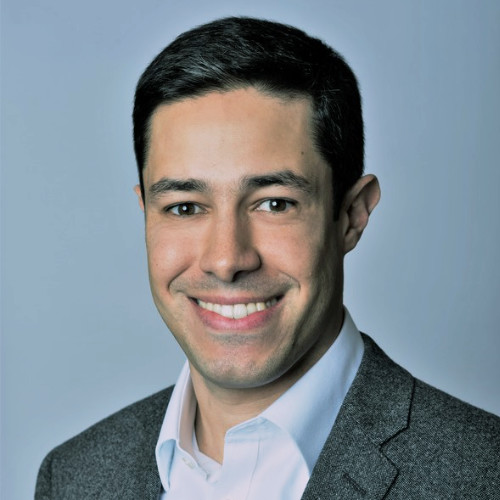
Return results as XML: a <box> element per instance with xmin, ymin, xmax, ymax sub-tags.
<box><xmin>133</xmin><ymin>16</ymin><xmax>364</xmax><ymax>218</ymax></box>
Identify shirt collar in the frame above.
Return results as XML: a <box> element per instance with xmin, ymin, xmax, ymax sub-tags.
<box><xmin>155</xmin><ymin>361</ymin><xmax>195</xmax><ymax>491</ymax></box>
<box><xmin>155</xmin><ymin>307</ymin><xmax>364</xmax><ymax>491</ymax></box>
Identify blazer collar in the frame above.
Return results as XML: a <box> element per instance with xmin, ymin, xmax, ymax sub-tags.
<box><xmin>301</xmin><ymin>334</ymin><xmax>414</xmax><ymax>499</ymax></box>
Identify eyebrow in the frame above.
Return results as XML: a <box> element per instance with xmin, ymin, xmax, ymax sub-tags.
<box><xmin>241</xmin><ymin>170</ymin><xmax>313</xmax><ymax>194</ymax></box>
<box><xmin>148</xmin><ymin>177</ymin><xmax>209</xmax><ymax>201</ymax></box>
<box><xmin>147</xmin><ymin>169</ymin><xmax>313</xmax><ymax>201</ymax></box>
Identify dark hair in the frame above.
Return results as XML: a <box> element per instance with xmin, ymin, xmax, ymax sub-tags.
<box><xmin>133</xmin><ymin>16</ymin><xmax>364</xmax><ymax>218</ymax></box>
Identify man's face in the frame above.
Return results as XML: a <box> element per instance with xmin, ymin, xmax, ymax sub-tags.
<box><xmin>138</xmin><ymin>87</ymin><xmax>346</xmax><ymax>390</ymax></box>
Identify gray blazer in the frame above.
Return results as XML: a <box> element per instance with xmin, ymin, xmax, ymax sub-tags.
<box><xmin>35</xmin><ymin>335</ymin><xmax>500</xmax><ymax>499</ymax></box>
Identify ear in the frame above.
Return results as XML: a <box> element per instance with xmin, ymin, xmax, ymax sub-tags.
<box><xmin>339</xmin><ymin>174</ymin><xmax>380</xmax><ymax>254</ymax></box>
<box><xmin>133</xmin><ymin>185</ymin><xmax>145</xmax><ymax>212</ymax></box>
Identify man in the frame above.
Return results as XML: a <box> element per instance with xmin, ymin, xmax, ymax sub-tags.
<box><xmin>36</xmin><ymin>17</ymin><xmax>499</xmax><ymax>499</ymax></box>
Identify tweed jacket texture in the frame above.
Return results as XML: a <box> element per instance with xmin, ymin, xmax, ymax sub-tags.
<box><xmin>35</xmin><ymin>335</ymin><xmax>500</xmax><ymax>499</ymax></box>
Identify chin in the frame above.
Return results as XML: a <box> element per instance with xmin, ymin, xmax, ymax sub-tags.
<box><xmin>193</xmin><ymin>353</ymin><xmax>289</xmax><ymax>390</ymax></box>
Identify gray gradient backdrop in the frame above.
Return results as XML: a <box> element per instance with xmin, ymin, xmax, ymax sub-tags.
<box><xmin>1</xmin><ymin>1</ymin><xmax>499</xmax><ymax>498</ymax></box>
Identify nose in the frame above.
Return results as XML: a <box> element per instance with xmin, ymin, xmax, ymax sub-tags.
<box><xmin>199</xmin><ymin>212</ymin><xmax>261</xmax><ymax>283</ymax></box>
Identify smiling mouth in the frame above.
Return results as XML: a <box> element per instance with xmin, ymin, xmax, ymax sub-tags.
<box><xmin>195</xmin><ymin>298</ymin><xmax>279</xmax><ymax>319</ymax></box>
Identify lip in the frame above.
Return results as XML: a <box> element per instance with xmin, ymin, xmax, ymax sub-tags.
<box><xmin>190</xmin><ymin>295</ymin><xmax>283</xmax><ymax>331</ymax></box>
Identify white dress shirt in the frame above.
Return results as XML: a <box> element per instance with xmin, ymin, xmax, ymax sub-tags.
<box><xmin>156</xmin><ymin>308</ymin><xmax>364</xmax><ymax>500</ymax></box>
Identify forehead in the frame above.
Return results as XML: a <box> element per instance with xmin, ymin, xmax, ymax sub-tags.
<box><xmin>144</xmin><ymin>87</ymin><xmax>328</xmax><ymax>188</ymax></box>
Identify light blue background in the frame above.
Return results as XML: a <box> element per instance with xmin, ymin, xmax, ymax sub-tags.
<box><xmin>1</xmin><ymin>1</ymin><xmax>499</xmax><ymax>498</ymax></box>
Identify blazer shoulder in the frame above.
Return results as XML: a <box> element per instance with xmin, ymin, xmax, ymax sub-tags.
<box><xmin>410</xmin><ymin>377</ymin><xmax>500</xmax><ymax>446</ymax></box>
<box><xmin>35</xmin><ymin>387</ymin><xmax>173</xmax><ymax>499</ymax></box>
<box><xmin>55</xmin><ymin>386</ymin><xmax>173</xmax><ymax>453</ymax></box>
<box><xmin>360</xmin><ymin>334</ymin><xmax>500</xmax><ymax>448</ymax></box>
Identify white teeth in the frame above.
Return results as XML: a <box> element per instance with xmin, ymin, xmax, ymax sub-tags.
<box><xmin>221</xmin><ymin>305</ymin><xmax>233</xmax><ymax>318</ymax></box>
<box><xmin>246</xmin><ymin>303</ymin><xmax>257</xmax><ymax>315</ymax></box>
<box><xmin>197</xmin><ymin>298</ymin><xmax>278</xmax><ymax>319</ymax></box>
<box><xmin>233</xmin><ymin>304</ymin><xmax>247</xmax><ymax>319</ymax></box>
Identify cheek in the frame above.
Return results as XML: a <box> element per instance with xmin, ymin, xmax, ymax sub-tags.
<box><xmin>146</xmin><ymin>225</ymin><xmax>197</xmax><ymax>286</ymax></box>
<box><xmin>257</xmin><ymin>221</ymin><xmax>333</xmax><ymax>280</ymax></box>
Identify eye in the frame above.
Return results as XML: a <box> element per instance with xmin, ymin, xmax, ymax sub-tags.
<box><xmin>256</xmin><ymin>199</ymin><xmax>295</xmax><ymax>213</ymax></box>
<box><xmin>165</xmin><ymin>203</ymin><xmax>204</xmax><ymax>216</ymax></box>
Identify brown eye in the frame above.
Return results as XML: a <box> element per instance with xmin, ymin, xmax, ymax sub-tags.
<box><xmin>167</xmin><ymin>203</ymin><xmax>202</xmax><ymax>216</ymax></box>
<box><xmin>269</xmin><ymin>199</ymin><xmax>287</xmax><ymax>212</ymax></box>
<box><xmin>257</xmin><ymin>199</ymin><xmax>294</xmax><ymax>212</ymax></box>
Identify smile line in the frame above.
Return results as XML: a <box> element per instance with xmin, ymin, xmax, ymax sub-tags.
<box><xmin>196</xmin><ymin>298</ymin><xmax>279</xmax><ymax>319</ymax></box>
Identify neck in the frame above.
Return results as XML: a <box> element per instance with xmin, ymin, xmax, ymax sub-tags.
<box><xmin>193</xmin><ymin>378</ymin><xmax>283</xmax><ymax>463</ymax></box>
<box><xmin>190</xmin><ymin>317</ymin><xmax>342</xmax><ymax>463</ymax></box>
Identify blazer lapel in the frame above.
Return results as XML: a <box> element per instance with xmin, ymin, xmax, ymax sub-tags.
<box><xmin>302</xmin><ymin>335</ymin><xmax>414</xmax><ymax>499</ymax></box>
